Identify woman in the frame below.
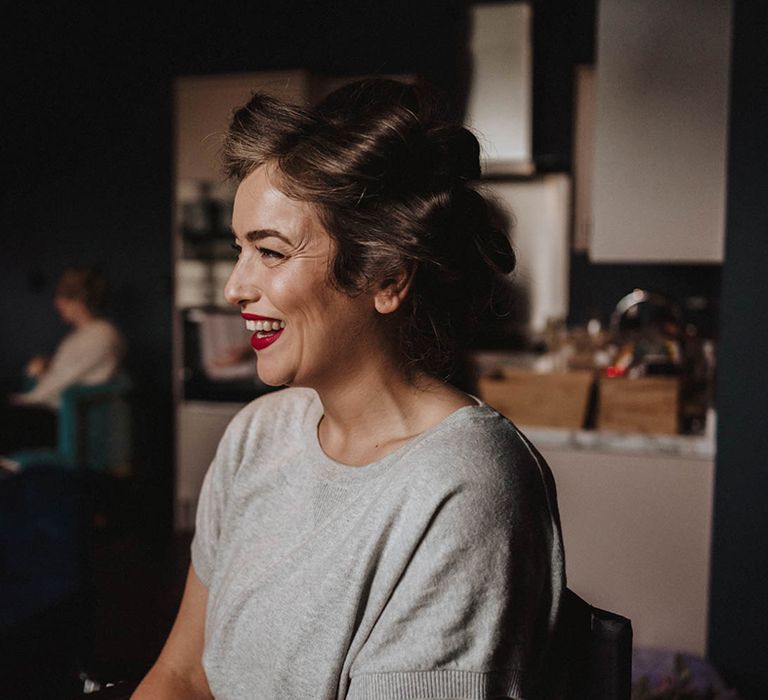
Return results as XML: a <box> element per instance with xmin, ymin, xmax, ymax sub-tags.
<box><xmin>1</xmin><ymin>266</ymin><xmax>125</xmax><ymax>454</ymax></box>
<box><xmin>135</xmin><ymin>79</ymin><xmax>565</xmax><ymax>700</ymax></box>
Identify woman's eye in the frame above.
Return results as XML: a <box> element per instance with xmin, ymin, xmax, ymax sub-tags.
<box><xmin>258</xmin><ymin>247</ymin><xmax>284</xmax><ymax>260</ymax></box>
<box><xmin>230</xmin><ymin>242</ymin><xmax>242</xmax><ymax>257</ymax></box>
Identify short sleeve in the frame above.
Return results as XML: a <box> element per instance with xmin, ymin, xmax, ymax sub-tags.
<box><xmin>347</xmin><ymin>450</ymin><xmax>564</xmax><ymax>700</ymax></box>
<box><xmin>190</xmin><ymin>458</ymin><xmax>223</xmax><ymax>587</ymax></box>
<box><xmin>189</xmin><ymin>389</ymin><xmax>315</xmax><ymax>589</ymax></box>
<box><xmin>190</xmin><ymin>412</ymin><xmax>247</xmax><ymax>587</ymax></box>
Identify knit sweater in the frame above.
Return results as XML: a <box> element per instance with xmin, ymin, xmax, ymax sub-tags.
<box><xmin>192</xmin><ymin>387</ymin><xmax>565</xmax><ymax>700</ymax></box>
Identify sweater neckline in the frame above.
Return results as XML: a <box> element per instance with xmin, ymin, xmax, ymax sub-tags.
<box><xmin>303</xmin><ymin>390</ymin><xmax>488</xmax><ymax>483</ymax></box>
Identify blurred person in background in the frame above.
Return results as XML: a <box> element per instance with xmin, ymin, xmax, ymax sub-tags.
<box><xmin>0</xmin><ymin>266</ymin><xmax>125</xmax><ymax>454</ymax></box>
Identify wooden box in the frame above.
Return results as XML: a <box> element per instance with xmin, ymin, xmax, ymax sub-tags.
<box><xmin>597</xmin><ymin>376</ymin><xmax>680</xmax><ymax>435</ymax></box>
<box><xmin>477</xmin><ymin>368</ymin><xmax>595</xmax><ymax>429</ymax></box>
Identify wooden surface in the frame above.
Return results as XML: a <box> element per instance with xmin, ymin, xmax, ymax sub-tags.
<box><xmin>477</xmin><ymin>368</ymin><xmax>595</xmax><ymax>429</ymax></box>
<box><xmin>597</xmin><ymin>376</ymin><xmax>680</xmax><ymax>434</ymax></box>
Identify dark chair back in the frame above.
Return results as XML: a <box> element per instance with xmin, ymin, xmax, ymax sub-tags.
<box><xmin>548</xmin><ymin>588</ymin><xmax>633</xmax><ymax>699</ymax></box>
<box><xmin>58</xmin><ymin>374</ymin><xmax>133</xmax><ymax>473</ymax></box>
<box><xmin>6</xmin><ymin>375</ymin><xmax>133</xmax><ymax>475</ymax></box>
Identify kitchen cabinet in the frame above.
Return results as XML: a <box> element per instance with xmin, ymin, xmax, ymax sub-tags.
<box><xmin>465</xmin><ymin>1</ymin><xmax>533</xmax><ymax>175</ymax></box>
<box><xmin>480</xmin><ymin>175</ymin><xmax>572</xmax><ymax>339</ymax></box>
<box><xmin>587</xmin><ymin>0</ymin><xmax>731</xmax><ymax>263</ymax></box>
<box><xmin>535</xmin><ymin>437</ymin><xmax>715</xmax><ymax>655</ymax></box>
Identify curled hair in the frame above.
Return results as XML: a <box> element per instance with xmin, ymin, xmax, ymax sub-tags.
<box><xmin>223</xmin><ymin>79</ymin><xmax>516</xmax><ymax>382</ymax></box>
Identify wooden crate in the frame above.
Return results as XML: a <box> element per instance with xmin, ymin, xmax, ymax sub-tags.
<box><xmin>597</xmin><ymin>376</ymin><xmax>680</xmax><ymax>434</ymax></box>
<box><xmin>477</xmin><ymin>368</ymin><xmax>595</xmax><ymax>429</ymax></box>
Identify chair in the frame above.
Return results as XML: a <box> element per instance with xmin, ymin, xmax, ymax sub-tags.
<box><xmin>541</xmin><ymin>587</ymin><xmax>633</xmax><ymax>699</ymax></box>
<box><xmin>0</xmin><ymin>377</ymin><xmax>136</xmax><ymax>698</ymax></box>
<box><xmin>5</xmin><ymin>374</ymin><xmax>133</xmax><ymax>475</ymax></box>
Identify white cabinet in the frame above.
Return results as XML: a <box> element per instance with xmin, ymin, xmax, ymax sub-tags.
<box><xmin>589</xmin><ymin>0</ymin><xmax>732</xmax><ymax>263</ymax></box>
<box><xmin>480</xmin><ymin>175</ymin><xmax>572</xmax><ymax>337</ymax></box>
<box><xmin>540</xmin><ymin>442</ymin><xmax>714</xmax><ymax>655</ymax></box>
<box><xmin>465</xmin><ymin>2</ymin><xmax>534</xmax><ymax>174</ymax></box>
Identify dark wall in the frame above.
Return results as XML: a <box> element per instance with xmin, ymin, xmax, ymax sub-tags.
<box><xmin>3</xmin><ymin>4</ymin><xmax>174</xmax><ymax>528</ymax></box>
<box><xmin>707</xmin><ymin>1</ymin><xmax>768</xmax><ymax>697</ymax></box>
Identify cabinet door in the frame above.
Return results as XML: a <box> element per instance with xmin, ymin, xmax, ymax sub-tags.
<box><xmin>590</xmin><ymin>0</ymin><xmax>731</xmax><ymax>263</ymax></box>
<box><xmin>175</xmin><ymin>401</ymin><xmax>245</xmax><ymax>531</ymax></box>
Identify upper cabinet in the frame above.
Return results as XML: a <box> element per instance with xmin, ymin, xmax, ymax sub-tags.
<box><xmin>465</xmin><ymin>2</ymin><xmax>534</xmax><ymax>175</ymax></box>
<box><xmin>588</xmin><ymin>0</ymin><xmax>732</xmax><ymax>263</ymax></box>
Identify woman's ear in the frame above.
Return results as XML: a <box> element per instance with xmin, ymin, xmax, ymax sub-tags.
<box><xmin>374</xmin><ymin>265</ymin><xmax>415</xmax><ymax>315</ymax></box>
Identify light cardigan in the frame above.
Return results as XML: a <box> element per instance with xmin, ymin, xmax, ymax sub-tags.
<box><xmin>19</xmin><ymin>318</ymin><xmax>125</xmax><ymax>409</ymax></box>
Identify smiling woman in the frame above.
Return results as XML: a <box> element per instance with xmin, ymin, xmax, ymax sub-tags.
<box><xmin>133</xmin><ymin>79</ymin><xmax>566</xmax><ymax>700</ymax></box>
<box><xmin>225</xmin><ymin>166</ymin><xmax>385</xmax><ymax>389</ymax></box>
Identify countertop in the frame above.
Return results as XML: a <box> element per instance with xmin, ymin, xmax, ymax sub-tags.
<box><xmin>470</xmin><ymin>349</ymin><xmax>716</xmax><ymax>459</ymax></box>
<box><xmin>517</xmin><ymin>423</ymin><xmax>715</xmax><ymax>459</ymax></box>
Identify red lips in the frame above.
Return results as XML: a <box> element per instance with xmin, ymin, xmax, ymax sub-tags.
<box><xmin>242</xmin><ymin>312</ymin><xmax>284</xmax><ymax>351</ymax></box>
<box><xmin>250</xmin><ymin>329</ymin><xmax>283</xmax><ymax>351</ymax></box>
<box><xmin>242</xmin><ymin>312</ymin><xmax>281</xmax><ymax>322</ymax></box>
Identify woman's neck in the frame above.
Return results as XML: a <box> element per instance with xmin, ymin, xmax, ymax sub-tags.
<box><xmin>313</xmin><ymin>363</ymin><xmax>474</xmax><ymax>467</ymax></box>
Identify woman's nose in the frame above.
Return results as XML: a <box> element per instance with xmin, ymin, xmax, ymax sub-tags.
<box><xmin>224</xmin><ymin>261</ymin><xmax>260</xmax><ymax>307</ymax></box>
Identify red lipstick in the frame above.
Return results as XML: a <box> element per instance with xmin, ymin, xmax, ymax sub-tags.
<box><xmin>251</xmin><ymin>330</ymin><xmax>283</xmax><ymax>351</ymax></box>
<box><xmin>242</xmin><ymin>313</ymin><xmax>284</xmax><ymax>351</ymax></box>
<box><xmin>241</xmin><ymin>313</ymin><xmax>282</xmax><ymax>321</ymax></box>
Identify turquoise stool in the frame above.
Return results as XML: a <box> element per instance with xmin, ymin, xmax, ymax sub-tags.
<box><xmin>6</xmin><ymin>375</ymin><xmax>133</xmax><ymax>475</ymax></box>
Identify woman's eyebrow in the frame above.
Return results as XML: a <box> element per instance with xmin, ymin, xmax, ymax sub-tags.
<box><xmin>229</xmin><ymin>226</ymin><xmax>292</xmax><ymax>244</ymax></box>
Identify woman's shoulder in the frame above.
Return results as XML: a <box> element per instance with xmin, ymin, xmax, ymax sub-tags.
<box><xmin>404</xmin><ymin>403</ymin><xmax>556</xmax><ymax>507</ymax></box>
<box><xmin>391</xmin><ymin>403</ymin><xmax>563</xmax><ymax>566</ymax></box>
<box><xmin>75</xmin><ymin>318</ymin><xmax>124</xmax><ymax>343</ymax></box>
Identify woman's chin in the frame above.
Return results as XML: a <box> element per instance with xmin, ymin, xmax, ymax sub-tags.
<box><xmin>258</xmin><ymin>374</ymin><xmax>289</xmax><ymax>388</ymax></box>
<box><xmin>256</xmin><ymin>366</ymin><xmax>295</xmax><ymax>388</ymax></box>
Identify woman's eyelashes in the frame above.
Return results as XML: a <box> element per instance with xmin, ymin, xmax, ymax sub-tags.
<box><xmin>230</xmin><ymin>242</ymin><xmax>285</xmax><ymax>262</ymax></box>
<box><xmin>257</xmin><ymin>246</ymin><xmax>285</xmax><ymax>260</ymax></box>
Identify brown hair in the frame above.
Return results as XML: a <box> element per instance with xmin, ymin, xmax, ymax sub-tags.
<box><xmin>56</xmin><ymin>266</ymin><xmax>108</xmax><ymax>315</ymax></box>
<box><xmin>222</xmin><ymin>78</ymin><xmax>516</xmax><ymax>382</ymax></box>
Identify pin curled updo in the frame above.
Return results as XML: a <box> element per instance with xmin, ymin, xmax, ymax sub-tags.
<box><xmin>222</xmin><ymin>78</ymin><xmax>516</xmax><ymax>382</ymax></box>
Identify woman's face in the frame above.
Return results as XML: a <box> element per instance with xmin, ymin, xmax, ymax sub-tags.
<box><xmin>225</xmin><ymin>167</ymin><xmax>382</xmax><ymax>389</ymax></box>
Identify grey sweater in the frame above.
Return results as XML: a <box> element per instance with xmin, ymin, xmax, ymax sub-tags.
<box><xmin>192</xmin><ymin>387</ymin><xmax>565</xmax><ymax>700</ymax></box>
